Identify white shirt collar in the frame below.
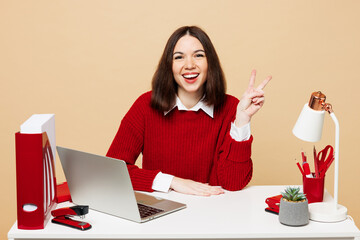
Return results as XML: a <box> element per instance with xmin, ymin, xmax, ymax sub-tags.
<box><xmin>164</xmin><ymin>96</ymin><xmax>214</xmax><ymax>118</ymax></box>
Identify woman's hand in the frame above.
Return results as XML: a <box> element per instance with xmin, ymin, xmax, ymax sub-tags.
<box><xmin>170</xmin><ymin>177</ymin><xmax>224</xmax><ymax>196</ymax></box>
<box><xmin>235</xmin><ymin>70</ymin><xmax>272</xmax><ymax>128</ymax></box>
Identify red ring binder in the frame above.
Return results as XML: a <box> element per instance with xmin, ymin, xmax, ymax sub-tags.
<box><xmin>15</xmin><ymin>132</ymin><xmax>57</xmax><ymax>229</ymax></box>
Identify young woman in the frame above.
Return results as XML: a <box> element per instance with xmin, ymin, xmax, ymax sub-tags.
<box><xmin>107</xmin><ymin>26</ymin><xmax>271</xmax><ymax>196</ymax></box>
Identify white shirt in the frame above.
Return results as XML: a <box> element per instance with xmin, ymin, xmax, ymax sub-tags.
<box><xmin>152</xmin><ymin>96</ymin><xmax>251</xmax><ymax>192</ymax></box>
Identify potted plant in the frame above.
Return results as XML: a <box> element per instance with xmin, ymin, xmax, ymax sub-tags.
<box><xmin>279</xmin><ymin>186</ymin><xmax>309</xmax><ymax>226</ymax></box>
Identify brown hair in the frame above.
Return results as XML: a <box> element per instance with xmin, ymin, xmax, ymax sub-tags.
<box><xmin>151</xmin><ymin>26</ymin><xmax>226</xmax><ymax>112</ymax></box>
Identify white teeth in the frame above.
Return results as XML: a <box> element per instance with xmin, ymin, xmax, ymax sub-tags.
<box><xmin>183</xmin><ymin>74</ymin><xmax>199</xmax><ymax>79</ymax></box>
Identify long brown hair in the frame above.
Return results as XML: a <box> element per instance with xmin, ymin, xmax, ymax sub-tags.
<box><xmin>151</xmin><ymin>26</ymin><xmax>226</xmax><ymax>112</ymax></box>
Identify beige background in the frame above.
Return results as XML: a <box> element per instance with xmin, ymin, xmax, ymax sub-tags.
<box><xmin>1</xmin><ymin>0</ymin><xmax>360</xmax><ymax>238</ymax></box>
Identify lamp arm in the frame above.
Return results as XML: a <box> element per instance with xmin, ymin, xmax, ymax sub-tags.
<box><xmin>330</xmin><ymin>112</ymin><xmax>339</xmax><ymax>209</ymax></box>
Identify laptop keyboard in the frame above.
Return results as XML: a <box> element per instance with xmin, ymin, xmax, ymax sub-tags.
<box><xmin>137</xmin><ymin>203</ymin><xmax>164</xmax><ymax>218</ymax></box>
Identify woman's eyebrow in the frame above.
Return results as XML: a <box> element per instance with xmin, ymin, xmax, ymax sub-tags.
<box><xmin>173</xmin><ymin>49</ymin><xmax>205</xmax><ymax>55</ymax></box>
<box><xmin>173</xmin><ymin>51</ymin><xmax>183</xmax><ymax>55</ymax></box>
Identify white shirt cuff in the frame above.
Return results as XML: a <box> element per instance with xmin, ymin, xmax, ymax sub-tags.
<box><xmin>230</xmin><ymin>122</ymin><xmax>251</xmax><ymax>142</ymax></box>
<box><xmin>152</xmin><ymin>172</ymin><xmax>174</xmax><ymax>192</ymax></box>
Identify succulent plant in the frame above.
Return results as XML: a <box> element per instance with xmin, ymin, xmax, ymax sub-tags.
<box><xmin>281</xmin><ymin>186</ymin><xmax>307</xmax><ymax>202</ymax></box>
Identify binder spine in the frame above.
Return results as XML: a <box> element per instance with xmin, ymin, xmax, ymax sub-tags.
<box><xmin>15</xmin><ymin>132</ymin><xmax>57</xmax><ymax>229</ymax></box>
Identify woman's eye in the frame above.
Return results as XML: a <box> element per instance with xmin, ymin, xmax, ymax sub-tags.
<box><xmin>174</xmin><ymin>55</ymin><xmax>183</xmax><ymax>60</ymax></box>
<box><xmin>195</xmin><ymin>53</ymin><xmax>205</xmax><ymax>58</ymax></box>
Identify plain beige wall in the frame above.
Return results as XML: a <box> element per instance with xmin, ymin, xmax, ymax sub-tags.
<box><xmin>1</xmin><ymin>0</ymin><xmax>360</xmax><ymax>237</ymax></box>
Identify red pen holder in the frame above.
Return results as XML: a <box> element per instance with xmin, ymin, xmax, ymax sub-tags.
<box><xmin>303</xmin><ymin>174</ymin><xmax>325</xmax><ymax>203</ymax></box>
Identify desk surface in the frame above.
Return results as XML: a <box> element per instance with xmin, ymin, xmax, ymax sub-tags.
<box><xmin>8</xmin><ymin>185</ymin><xmax>360</xmax><ymax>240</ymax></box>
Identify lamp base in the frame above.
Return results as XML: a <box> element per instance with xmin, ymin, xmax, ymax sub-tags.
<box><xmin>309</xmin><ymin>202</ymin><xmax>347</xmax><ymax>222</ymax></box>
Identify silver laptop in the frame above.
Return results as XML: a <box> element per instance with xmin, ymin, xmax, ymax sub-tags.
<box><xmin>56</xmin><ymin>146</ymin><xmax>186</xmax><ymax>223</ymax></box>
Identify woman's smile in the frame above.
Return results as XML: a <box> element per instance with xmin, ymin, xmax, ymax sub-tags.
<box><xmin>182</xmin><ymin>72</ymin><xmax>200</xmax><ymax>83</ymax></box>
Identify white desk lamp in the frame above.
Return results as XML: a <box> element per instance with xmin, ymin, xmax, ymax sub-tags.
<box><xmin>292</xmin><ymin>91</ymin><xmax>347</xmax><ymax>222</ymax></box>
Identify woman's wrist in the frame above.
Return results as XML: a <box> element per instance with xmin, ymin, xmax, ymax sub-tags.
<box><xmin>234</xmin><ymin>115</ymin><xmax>250</xmax><ymax>128</ymax></box>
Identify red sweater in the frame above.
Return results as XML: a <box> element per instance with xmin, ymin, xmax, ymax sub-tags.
<box><xmin>106</xmin><ymin>91</ymin><xmax>253</xmax><ymax>192</ymax></box>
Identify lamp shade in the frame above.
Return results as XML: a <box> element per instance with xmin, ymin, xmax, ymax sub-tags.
<box><xmin>292</xmin><ymin>103</ymin><xmax>325</xmax><ymax>142</ymax></box>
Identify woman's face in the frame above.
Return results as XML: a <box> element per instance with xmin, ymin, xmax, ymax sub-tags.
<box><xmin>172</xmin><ymin>35</ymin><xmax>208</xmax><ymax>98</ymax></box>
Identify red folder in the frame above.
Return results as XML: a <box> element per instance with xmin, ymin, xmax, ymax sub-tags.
<box><xmin>56</xmin><ymin>182</ymin><xmax>72</xmax><ymax>203</ymax></box>
<box><xmin>15</xmin><ymin>132</ymin><xmax>57</xmax><ymax>229</ymax></box>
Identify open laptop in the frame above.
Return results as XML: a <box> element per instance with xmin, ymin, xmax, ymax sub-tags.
<box><xmin>56</xmin><ymin>146</ymin><xmax>186</xmax><ymax>223</ymax></box>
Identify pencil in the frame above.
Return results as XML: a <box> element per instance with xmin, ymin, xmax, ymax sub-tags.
<box><xmin>295</xmin><ymin>159</ymin><xmax>305</xmax><ymax>176</ymax></box>
<box><xmin>301</xmin><ymin>150</ymin><xmax>307</xmax><ymax>163</ymax></box>
<box><xmin>313</xmin><ymin>146</ymin><xmax>319</xmax><ymax>178</ymax></box>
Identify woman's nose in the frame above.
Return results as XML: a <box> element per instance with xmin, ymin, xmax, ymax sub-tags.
<box><xmin>184</xmin><ymin>57</ymin><xmax>195</xmax><ymax>69</ymax></box>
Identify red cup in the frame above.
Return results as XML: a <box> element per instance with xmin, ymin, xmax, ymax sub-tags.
<box><xmin>302</xmin><ymin>174</ymin><xmax>325</xmax><ymax>203</ymax></box>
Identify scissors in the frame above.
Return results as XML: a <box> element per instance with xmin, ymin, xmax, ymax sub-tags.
<box><xmin>316</xmin><ymin>145</ymin><xmax>334</xmax><ymax>177</ymax></box>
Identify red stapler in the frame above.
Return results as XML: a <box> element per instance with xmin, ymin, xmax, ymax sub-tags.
<box><xmin>265</xmin><ymin>194</ymin><xmax>282</xmax><ymax>215</ymax></box>
<box><xmin>51</xmin><ymin>205</ymin><xmax>92</xmax><ymax>230</ymax></box>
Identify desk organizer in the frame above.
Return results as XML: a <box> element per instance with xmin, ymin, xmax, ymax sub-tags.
<box><xmin>303</xmin><ymin>174</ymin><xmax>325</xmax><ymax>203</ymax></box>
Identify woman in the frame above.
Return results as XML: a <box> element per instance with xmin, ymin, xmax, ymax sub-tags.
<box><xmin>107</xmin><ymin>26</ymin><xmax>271</xmax><ymax>196</ymax></box>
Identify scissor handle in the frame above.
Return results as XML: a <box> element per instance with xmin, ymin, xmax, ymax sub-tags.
<box><xmin>317</xmin><ymin>145</ymin><xmax>333</xmax><ymax>163</ymax></box>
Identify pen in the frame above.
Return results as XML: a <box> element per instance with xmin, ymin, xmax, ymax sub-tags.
<box><xmin>302</xmin><ymin>161</ymin><xmax>313</xmax><ymax>178</ymax></box>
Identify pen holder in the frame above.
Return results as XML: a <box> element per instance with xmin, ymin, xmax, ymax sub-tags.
<box><xmin>302</xmin><ymin>174</ymin><xmax>325</xmax><ymax>203</ymax></box>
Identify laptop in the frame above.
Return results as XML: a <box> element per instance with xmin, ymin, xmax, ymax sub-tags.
<box><xmin>56</xmin><ymin>146</ymin><xmax>186</xmax><ymax>223</ymax></box>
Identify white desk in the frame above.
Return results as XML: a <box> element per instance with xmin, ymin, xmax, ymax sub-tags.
<box><xmin>8</xmin><ymin>185</ymin><xmax>360</xmax><ymax>240</ymax></box>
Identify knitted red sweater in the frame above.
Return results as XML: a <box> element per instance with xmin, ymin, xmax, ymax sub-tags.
<box><xmin>106</xmin><ymin>91</ymin><xmax>253</xmax><ymax>192</ymax></box>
